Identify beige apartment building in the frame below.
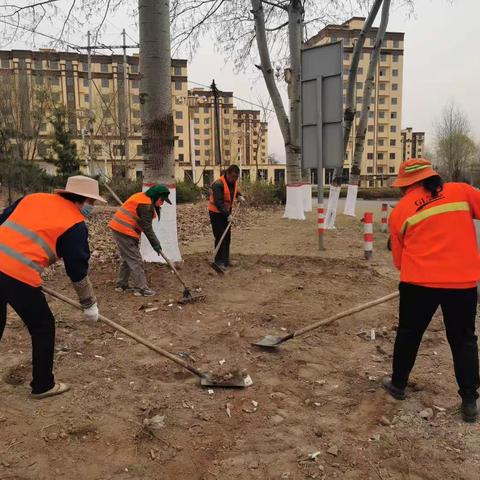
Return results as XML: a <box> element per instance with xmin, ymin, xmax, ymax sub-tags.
<box><xmin>306</xmin><ymin>17</ymin><xmax>405</xmax><ymax>187</ymax></box>
<box><xmin>0</xmin><ymin>49</ymin><xmax>282</xmax><ymax>186</ymax></box>
<box><xmin>401</xmin><ymin>128</ymin><xmax>425</xmax><ymax>161</ymax></box>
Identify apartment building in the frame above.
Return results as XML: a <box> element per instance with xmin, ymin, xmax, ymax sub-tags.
<box><xmin>0</xmin><ymin>49</ymin><xmax>282</xmax><ymax>186</ymax></box>
<box><xmin>401</xmin><ymin>128</ymin><xmax>425</xmax><ymax>161</ymax></box>
<box><xmin>306</xmin><ymin>17</ymin><xmax>405</xmax><ymax>187</ymax></box>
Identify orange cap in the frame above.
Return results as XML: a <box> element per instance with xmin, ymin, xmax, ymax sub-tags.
<box><xmin>391</xmin><ymin>159</ymin><xmax>438</xmax><ymax>188</ymax></box>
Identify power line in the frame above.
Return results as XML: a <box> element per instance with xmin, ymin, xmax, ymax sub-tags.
<box><xmin>188</xmin><ymin>79</ymin><xmax>274</xmax><ymax>112</ymax></box>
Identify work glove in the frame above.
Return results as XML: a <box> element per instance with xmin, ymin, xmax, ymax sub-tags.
<box><xmin>227</xmin><ymin>215</ymin><xmax>233</xmax><ymax>223</ymax></box>
<box><xmin>154</xmin><ymin>245</ymin><xmax>163</xmax><ymax>255</ymax></box>
<box><xmin>238</xmin><ymin>195</ymin><xmax>246</xmax><ymax>203</ymax></box>
<box><xmin>83</xmin><ymin>303</ymin><xmax>99</xmax><ymax>322</ymax></box>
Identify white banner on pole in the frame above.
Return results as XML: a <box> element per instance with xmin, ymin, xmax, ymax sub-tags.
<box><xmin>343</xmin><ymin>184</ymin><xmax>358</xmax><ymax>217</ymax></box>
<box><xmin>140</xmin><ymin>185</ymin><xmax>182</xmax><ymax>263</ymax></box>
<box><xmin>303</xmin><ymin>184</ymin><xmax>313</xmax><ymax>212</ymax></box>
<box><xmin>325</xmin><ymin>185</ymin><xmax>341</xmax><ymax>229</ymax></box>
<box><xmin>283</xmin><ymin>185</ymin><xmax>306</xmax><ymax>220</ymax></box>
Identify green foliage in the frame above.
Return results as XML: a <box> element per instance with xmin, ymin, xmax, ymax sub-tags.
<box><xmin>45</xmin><ymin>106</ymin><xmax>81</xmax><ymax>178</ymax></box>
<box><xmin>176</xmin><ymin>180</ymin><xmax>202</xmax><ymax>204</ymax></box>
<box><xmin>240</xmin><ymin>181</ymin><xmax>285</xmax><ymax>206</ymax></box>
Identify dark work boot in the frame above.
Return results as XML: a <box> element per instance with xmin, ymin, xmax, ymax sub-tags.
<box><xmin>381</xmin><ymin>376</ymin><xmax>406</xmax><ymax>400</ymax></box>
<box><xmin>461</xmin><ymin>400</ymin><xmax>478</xmax><ymax>423</ymax></box>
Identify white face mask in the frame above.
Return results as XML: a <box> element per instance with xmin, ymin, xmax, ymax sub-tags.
<box><xmin>80</xmin><ymin>203</ymin><xmax>94</xmax><ymax>218</ymax></box>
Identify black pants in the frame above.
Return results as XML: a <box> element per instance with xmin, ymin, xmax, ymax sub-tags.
<box><xmin>392</xmin><ymin>282</ymin><xmax>479</xmax><ymax>401</ymax></box>
<box><xmin>209</xmin><ymin>211</ymin><xmax>231</xmax><ymax>266</ymax></box>
<box><xmin>0</xmin><ymin>272</ymin><xmax>56</xmax><ymax>394</ymax></box>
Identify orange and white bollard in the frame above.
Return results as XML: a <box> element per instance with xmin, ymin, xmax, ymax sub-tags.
<box><xmin>364</xmin><ymin>212</ymin><xmax>373</xmax><ymax>259</ymax></box>
<box><xmin>381</xmin><ymin>203</ymin><xmax>388</xmax><ymax>233</ymax></box>
<box><xmin>318</xmin><ymin>203</ymin><xmax>325</xmax><ymax>250</ymax></box>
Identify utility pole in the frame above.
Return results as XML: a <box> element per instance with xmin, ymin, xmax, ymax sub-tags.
<box><xmin>122</xmin><ymin>29</ymin><xmax>130</xmax><ymax>176</ymax></box>
<box><xmin>211</xmin><ymin>79</ymin><xmax>223</xmax><ymax>172</ymax></box>
<box><xmin>87</xmin><ymin>31</ymin><xmax>94</xmax><ymax>176</ymax></box>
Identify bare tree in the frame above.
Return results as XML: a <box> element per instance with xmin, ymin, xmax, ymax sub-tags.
<box><xmin>435</xmin><ymin>102</ymin><xmax>478</xmax><ymax>182</ymax></box>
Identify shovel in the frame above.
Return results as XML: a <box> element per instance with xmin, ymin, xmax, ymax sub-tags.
<box><xmin>253</xmin><ymin>291</ymin><xmax>399</xmax><ymax>348</ymax></box>
<box><xmin>42</xmin><ymin>286</ymin><xmax>252</xmax><ymax>388</ymax></box>
<box><xmin>158</xmin><ymin>250</ymin><xmax>206</xmax><ymax>304</ymax></box>
<box><xmin>211</xmin><ymin>206</ymin><xmax>240</xmax><ymax>275</ymax></box>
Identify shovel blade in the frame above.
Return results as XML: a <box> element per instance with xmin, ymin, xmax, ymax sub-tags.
<box><xmin>210</xmin><ymin>262</ymin><xmax>226</xmax><ymax>275</ymax></box>
<box><xmin>179</xmin><ymin>293</ymin><xmax>207</xmax><ymax>305</ymax></box>
<box><xmin>200</xmin><ymin>373</ymin><xmax>253</xmax><ymax>388</ymax></box>
<box><xmin>252</xmin><ymin>335</ymin><xmax>286</xmax><ymax>348</ymax></box>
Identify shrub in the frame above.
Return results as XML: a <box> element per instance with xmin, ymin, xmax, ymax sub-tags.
<box><xmin>240</xmin><ymin>180</ymin><xmax>285</xmax><ymax>206</ymax></box>
<box><xmin>176</xmin><ymin>180</ymin><xmax>202</xmax><ymax>204</ymax></box>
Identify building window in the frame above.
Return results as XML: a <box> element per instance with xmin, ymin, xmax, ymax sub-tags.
<box><xmin>390</xmin><ymin>139</ymin><xmax>396</xmax><ymax>146</ymax></box>
<box><xmin>49</xmin><ymin>61</ymin><xmax>59</xmax><ymax>69</ymax></box>
<box><xmin>379</xmin><ymin>111</ymin><xmax>385</xmax><ymax>119</ymax></box>
<box><xmin>102</xmin><ymin>78</ymin><xmax>110</xmax><ymax>88</ymax></box>
<box><xmin>392</xmin><ymin>83</ymin><xmax>398</xmax><ymax>91</ymax></box>
<box><xmin>131</xmin><ymin>64</ymin><xmax>139</xmax><ymax>73</ymax></box>
<box><xmin>82</xmin><ymin>62</ymin><xmax>88</xmax><ymax>72</ymax></box>
<box><xmin>1</xmin><ymin>59</ymin><xmax>10</xmax><ymax>68</ymax></box>
<box><xmin>195</xmin><ymin>149</ymin><xmax>200</xmax><ymax>156</ymax></box>
<box><xmin>380</xmin><ymin>54</ymin><xmax>387</xmax><ymax>62</ymax></box>
<box><xmin>378</xmin><ymin>96</ymin><xmax>386</xmax><ymax>104</ymax></box>
<box><xmin>368</xmin><ymin>111</ymin><xmax>374</xmax><ymax>118</ymax></box>
<box><xmin>377</xmin><ymin>166</ymin><xmax>384</xmax><ymax>174</ymax></box>
<box><xmin>178</xmin><ymin>139</ymin><xmax>184</xmax><ymax>148</ymax></box>
<box><xmin>344</xmin><ymin>53</ymin><xmax>350</xmax><ymax>61</ymax></box>
<box><xmin>204</xmin><ymin>118</ymin><xmax>209</xmax><ymax>124</ymax></box>
<box><xmin>133</xmin><ymin>95</ymin><xmax>140</xmax><ymax>104</ymax></box>
<box><xmin>82</xmin><ymin>94</ymin><xmax>89</xmax><ymax>103</ymax></box>
<box><xmin>389</xmin><ymin>166</ymin><xmax>395</xmax><ymax>173</ymax></box>
<box><xmin>379</xmin><ymin>69</ymin><xmax>385</xmax><ymax>76</ymax></box>
<box><xmin>174</xmin><ymin>66</ymin><xmax>182</xmax><ymax>76</ymax></box>
<box><xmin>367</xmin><ymin>153</ymin><xmax>373</xmax><ymax>160</ymax></box>
<box><xmin>343</xmin><ymin>67</ymin><xmax>349</xmax><ymax>75</ymax></box>
<box><xmin>132</xmin><ymin>80</ymin><xmax>139</xmax><ymax>89</ymax></box>
<box><xmin>204</xmin><ymin>139</ymin><xmax>210</xmax><ymax>146</ymax></box>
<box><xmin>194</xmin><ymin>128</ymin><xmax>200</xmax><ymax>134</ymax></box>
<box><xmin>176</xmin><ymin>125</ymin><xmax>183</xmax><ymax>134</ymax></box>
<box><xmin>367</xmin><ymin>139</ymin><xmax>374</xmax><ymax>146</ymax></box>
<box><xmin>378</xmin><ymin>139</ymin><xmax>385</xmax><ymax>146</ymax></box>
<box><xmin>203</xmin><ymin>106</ymin><xmax>209</xmax><ymax>113</ymax></box>
<box><xmin>194</xmin><ymin>139</ymin><xmax>200</xmax><ymax>146</ymax></box>
<box><xmin>356</xmin><ymin>82</ymin><xmax>363</xmax><ymax>90</ymax></box>
<box><xmin>67</xmin><ymin>93</ymin><xmax>75</xmax><ymax>102</ymax></box>
<box><xmin>367</xmin><ymin>166</ymin><xmax>373</xmax><ymax>173</ymax></box>
<box><xmin>194</xmin><ymin>118</ymin><xmax>199</xmax><ymax>125</ymax></box>
<box><xmin>390</xmin><ymin>126</ymin><xmax>397</xmax><ymax>133</ymax></box>
<box><xmin>393</xmin><ymin>53</ymin><xmax>399</xmax><ymax>62</ymax></box>
<box><xmin>67</xmin><ymin>77</ymin><xmax>74</xmax><ymax>86</ymax></box>
<box><xmin>378</xmin><ymin>153</ymin><xmax>384</xmax><ymax>160</ymax></box>
<box><xmin>389</xmin><ymin>153</ymin><xmax>396</xmax><ymax>160</ymax></box>
<box><xmin>368</xmin><ymin>125</ymin><xmax>374</xmax><ymax>132</ymax></box>
<box><xmin>175</xmin><ymin>110</ymin><xmax>183</xmax><ymax>119</ymax></box>
<box><xmin>357</xmin><ymin>96</ymin><xmax>363</xmax><ymax>104</ymax></box>
<box><xmin>358</xmin><ymin>67</ymin><xmax>363</xmax><ymax>75</ymax></box>
<box><xmin>224</xmin><ymin>129</ymin><xmax>230</xmax><ymax>135</ymax></box>
<box><xmin>204</xmin><ymin>128</ymin><xmax>210</xmax><ymax>135</ymax></box>
<box><xmin>137</xmin><ymin>145</ymin><xmax>143</xmax><ymax>155</ymax></box>
<box><xmin>393</xmin><ymin>40</ymin><xmax>400</xmax><ymax>48</ymax></box>
<box><xmin>378</xmin><ymin>125</ymin><xmax>385</xmax><ymax>133</ymax></box>
<box><xmin>379</xmin><ymin>83</ymin><xmax>386</xmax><ymax>91</ymax></box>
<box><xmin>83</xmin><ymin>78</ymin><xmax>89</xmax><ymax>88</ymax></box>
<box><xmin>34</xmin><ymin>60</ymin><xmax>42</xmax><ymax>69</ymax></box>
<box><xmin>391</xmin><ymin>112</ymin><xmax>397</xmax><ymax>119</ymax></box>
<box><xmin>100</xmin><ymin>64</ymin><xmax>108</xmax><ymax>73</ymax></box>
<box><xmin>175</xmin><ymin>80</ymin><xmax>182</xmax><ymax>90</ymax></box>
<box><xmin>392</xmin><ymin>69</ymin><xmax>398</xmax><ymax>77</ymax></box>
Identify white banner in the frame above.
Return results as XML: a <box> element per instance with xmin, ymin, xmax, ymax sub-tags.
<box><xmin>140</xmin><ymin>185</ymin><xmax>182</xmax><ymax>263</ymax></box>
<box><xmin>325</xmin><ymin>185</ymin><xmax>341</xmax><ymax>230</ymax></box>
<box><xmin>283</xmin><ymin>185</ymin><xmax>306</xmax><ymax>220</ymax></box>
<box><xmin>343</xmin><ymin>184</ymin><xmax>359</xmax><ymax>217</ymax></box>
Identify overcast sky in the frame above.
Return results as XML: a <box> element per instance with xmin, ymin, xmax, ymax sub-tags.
<box><xmin>7</xmin><ymin>0</ymin><xmax>479</xmax><ymax>162</ymax></box>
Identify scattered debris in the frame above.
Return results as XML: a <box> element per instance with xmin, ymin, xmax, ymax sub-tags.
<box><xmin>419</xmin><ymin>408</ymin><xmax>434</xmax><ymax>420</ymax></box>
<box><xmin>219</xmin><ymin>359</ymin><xmax>226</xmax><ymax>366</ymax></box>
<box><xmin>308</xmin><ymin>451</ymin><xmax>321</xmax><ymax>460</ymax></box>
<box><xmin>143</xmin><ymin>415</ymin><xmax>165</xmax><ymax>431</ymax></box>
<box><xmin>379</xmin><ymin>416</ymin><xmax>391</xmax><ymax>426</ymax></box>
<box><xmin>326</xmin><ymin>445</ymin><xmax>338</xmax><ymax>457</ymax></box>
<box><xmin>225</xmin><ymin>403</ymin><xmax>232</xmax><ymax>418</ymax></box>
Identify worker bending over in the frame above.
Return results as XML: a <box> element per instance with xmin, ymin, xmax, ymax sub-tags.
<box><xmin>383</xmin><ymin>159</ymin><xmax>480</xmax><ymax>423</ymax></box>
<box><xmin>0</xmin><ymin>176</ymin><xmax>105</xmax><ymax>399</ymax></box>
<box><xmin>208</xmin><ymin>164</ymin><xmax>245</xmax><ymax>272</ymax></box>
<box><xmin>109</xmin><ymin>184</ymin><xmax>171</xmax><ymax>297</ymax></box>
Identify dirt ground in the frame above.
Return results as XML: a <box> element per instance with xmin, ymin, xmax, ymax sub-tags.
<box><xmin>1</xmin><ymin>202</ymin><xmax>480</xmax><ymax>480</ymax></box>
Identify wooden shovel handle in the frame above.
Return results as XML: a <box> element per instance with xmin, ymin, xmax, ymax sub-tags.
<box><xmin>158</xmin><ymin>250</ymin><xmax>189</xmax><ymax>290</ymax></box>
<box><xmin>294</xmin><ymin>291</ymin><xmax>399</xmax><ymax>338</ymax></box>
<box><xmin>212</xmin><ymin>206</ymin><xmax>240</xmax><ymax>258</ymax></box>
<box><xmin>41</xmin><ymin>286</ymin><xmax>205</xmax><ymax>379</ymax></box>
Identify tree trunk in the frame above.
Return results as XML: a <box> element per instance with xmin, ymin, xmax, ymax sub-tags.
<box><xmin>343</xmin><ymin>0</ymin><xmax>383</xmax><ymax>155</ymax></box>
<box><xmin>251</xmin><ymin>0</ymin><xmax>300</xmax><ymax>183</ymax></box>
<box><xmin>139</xmin><ymin>0</ymin><xmax>174</xmax><ymax>184</ymax></box>
<box><xmin>287</xmin><ymin>0</ymin><xmax>303</xmax><ymax>183</ymax></box>
<box><xmin>350</xmin><ymin>0</ymin><xmax>391</xmax><ymax>185</ymax></box>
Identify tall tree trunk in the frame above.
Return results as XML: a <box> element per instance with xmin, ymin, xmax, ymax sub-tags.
<box><xmin>343</xmin><ymin>0</ymin><xmax>383</xmax><ymax>155</ymax></box>
<box><xmin>251</xmin><ymin>0</ymin><xmax>300</xmax><ymax>183</ymax></box>
<box><xmin>288</xmin><ymin>0</ymin><xmax>303</xmax><ymax>183</ymax></box>
<box><xmin>139</xmin><ymin>0</ymin><xmax>174</xmax><ymax>184</ymax></box>
<box><xmin>350</xmin><ymin>0</ymin><xmax>391</xmax><ymax>185</ymax></box>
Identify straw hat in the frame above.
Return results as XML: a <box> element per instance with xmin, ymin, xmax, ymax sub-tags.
<box><xmin>56</xmin><ymin>175</ymin><xmax>107</xmax><ymax>203</ymax></box>
<box><xmin>391</xmin><ymin>159</ymin><xmax>439</xmax><ymax>188</ymax></box>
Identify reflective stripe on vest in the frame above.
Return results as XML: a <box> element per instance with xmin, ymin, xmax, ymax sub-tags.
<box><xmin>111</xmin><ymin>216</ymin><xmax>141</xmax><ymax>235</ymax></box>
<box><xmin>0</xmin><ymin>241</ymin><xmax>43</xmax><ymax>273</ymax></box>
<box><xmin>400</xmin><ymin>201</ymin><xmax>470</xmax><ymax>235</ymax></box>
<box><xmin>2</xmin><ymin>220</ymin><xmax>57</xmax><ymax>264</ymax></box>
<box><xmin>119</xmin><ymin>207</ymin><xmax>140</xmax><ymax>223</ymax></box>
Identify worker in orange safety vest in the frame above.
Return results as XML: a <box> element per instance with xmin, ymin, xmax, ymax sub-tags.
<box><xmin>0</xmin><ymin>176</ymin><xmax>106</xmax><ymax>399</ymax></box>
<box><xmin>382</xmin><ymin>158</ymin><xmax>480</xmax><ymax>423</ymax></box>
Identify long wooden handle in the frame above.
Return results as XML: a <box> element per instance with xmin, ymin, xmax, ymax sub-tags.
<box><xmin>158</xmin><ymin>250</ymin><xmax>189</xmax><ymax>290</ymax></box>
<box><xmin>42</xmin><ymin>286</ymin><xmax>205</xmax><ymax>378</ymax></box>
<box><xmin>293</xmin><ymin>291</ymin><xmax>399</xmax><ymax>338</ymax></box>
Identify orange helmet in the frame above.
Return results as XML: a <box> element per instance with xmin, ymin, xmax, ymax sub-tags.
<box><xmin>392</xmin><ymin>159</ymin><xmax>439</xmax><ymax>188</ymax></box>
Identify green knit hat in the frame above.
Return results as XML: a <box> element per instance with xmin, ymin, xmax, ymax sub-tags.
<box><xmin>145</xmin><ymin>184</ymin><xmax>172</xmax><ymax>204</ymax></box>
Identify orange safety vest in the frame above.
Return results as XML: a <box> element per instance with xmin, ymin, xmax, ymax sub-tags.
<box><xmin>108</xmin><ymin>192</ymin><xmax>155</xmax><ymax>239</ymax></box>
<box><xmin>0</xmin><ymin>193</ymin><xmax>85</xmax><ymax>287</ymax></box>
<box><xmin>208</xmin><ymin>176</ymin><xmax>238</xmax><ymax>214</ymax></box>
<box><xmin>389</xmin><ymin>182</ymin><xmax>480</xmax><ymax>288</ymax></box>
